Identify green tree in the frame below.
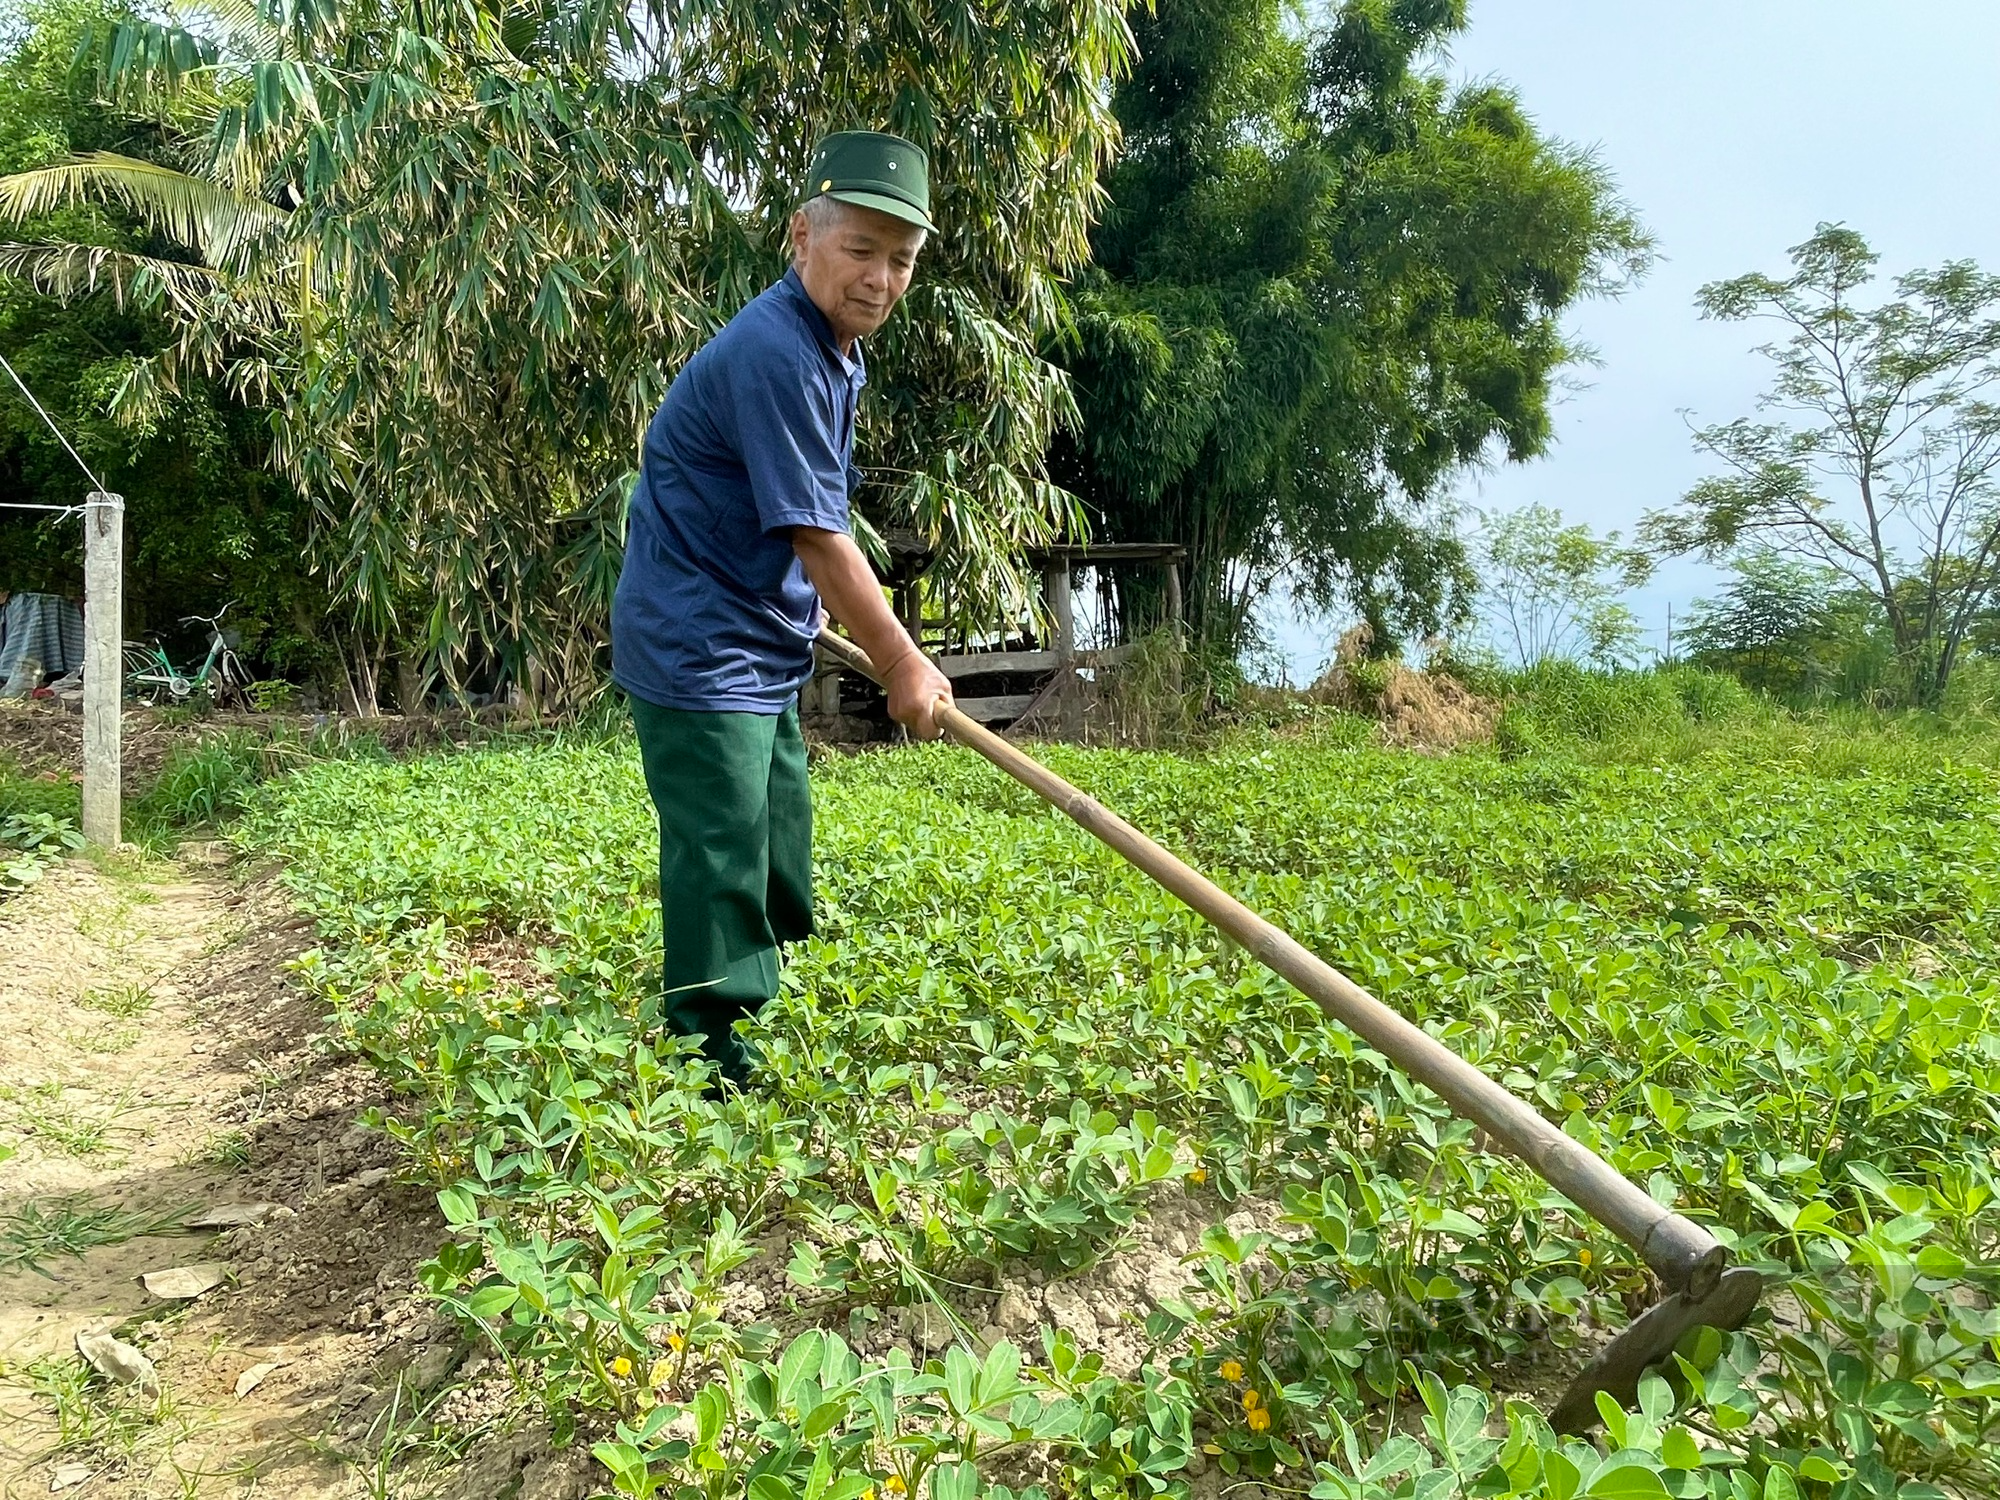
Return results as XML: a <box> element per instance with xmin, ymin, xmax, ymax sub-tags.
<box><xmin>1476</xmin><ymin>503</ymin><xmax>1646</xmax><ymax>667</ymax></box>
<box><xmin>1053</xmin><ymin>0</ymin><xmax>1648</xmax><ymax>656</ymax></box>
<box><xmin>1644</xmin><ymin>225</ymin><xmax>2000</xmax><ymax>709</ymax></box>
<box><xmin>1679</xmin><ymin>551</ymin><xmax>1889</xmax><ymax>699</ymax></box>
<box><xmin>0</xmin><ymin>0</ymin><xmax>323</xmax><ymax>676</ymax></box>
<box><xmin>2</xmin><ymin>0</ymin><xmax>1130</xmax><ymax>710</ymax></box>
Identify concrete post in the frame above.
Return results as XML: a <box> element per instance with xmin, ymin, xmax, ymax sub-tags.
<box><xmin>82</xmin><ymin>491</ymin><xmax>123</xmax><ymax>848</ymax></box>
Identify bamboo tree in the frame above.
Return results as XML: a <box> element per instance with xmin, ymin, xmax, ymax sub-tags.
<box><xmin>0</xmin><ymin>0</ymin><xmax>1130</xmax><ymax>709</ymax></box>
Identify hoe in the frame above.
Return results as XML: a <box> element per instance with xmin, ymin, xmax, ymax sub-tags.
<box><xmin>816</xmin><ymin>631</ymin><xmax>1764</xmax><ymax>1434</ymax></box>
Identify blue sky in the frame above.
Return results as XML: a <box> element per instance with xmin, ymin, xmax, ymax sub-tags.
<box><xmin>1259</xmin><ymin>0</ymin><xmax>2000</xmax><ymax>680</ymax></box>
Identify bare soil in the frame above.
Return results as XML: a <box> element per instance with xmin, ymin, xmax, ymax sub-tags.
<box><xmin>0</xmin><ymin>851</ymin><xmax>586</xmax><ymax>1499</ymax></box>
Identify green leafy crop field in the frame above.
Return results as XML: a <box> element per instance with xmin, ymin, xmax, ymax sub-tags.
<box><xmin>242</xmin><ymin>719</ymin><xmax>2000</xmax><ymax>1500</ymax></box>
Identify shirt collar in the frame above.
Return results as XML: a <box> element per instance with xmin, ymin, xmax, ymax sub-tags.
<box><xmin>781</xmin><ymin>267</ymin><xmax>865</xmax><ymax>382</ymax></box>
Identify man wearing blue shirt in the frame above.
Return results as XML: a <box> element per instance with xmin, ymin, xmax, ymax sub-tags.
<box><xmin>613</xmin><ymin>131</ymin><xmax>953</xmax><ymax>1088</ymax></box>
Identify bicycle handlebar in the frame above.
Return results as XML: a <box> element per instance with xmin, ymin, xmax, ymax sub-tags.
<box><xmin>178</xmin><ymin>600</ymin><xmax>238</xmax><ymax>628</ymax></box>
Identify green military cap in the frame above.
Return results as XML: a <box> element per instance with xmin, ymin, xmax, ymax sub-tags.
<box><xmin>800</xmin><ymin>130</ymin><xmax>935</xmax><ymax>233</ymax></box>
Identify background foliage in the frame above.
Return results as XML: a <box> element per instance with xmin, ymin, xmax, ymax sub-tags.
<box><xmin>2</xmin><ymin>0</ymin><xmax>1131</xmax><ymax>709</ymax></box>
<box><xmin>1475</xmin><ymin>503</ymin><xmax>1649</xmax><ymax>668</ymax></box>
<box><xmin>1644</xmin><ymin>225</ymin><xmax>2000</xmax><ymax>710</ymax></box>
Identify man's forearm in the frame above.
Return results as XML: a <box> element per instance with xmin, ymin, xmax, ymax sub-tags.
<box><xmin>791</xmin><ymin>527</ymin><xmax>918</xmax><ymax>669</ymax></box>
<box><xmin>792</xmin><ymin>525</ymin><xmax>953</xmax><ymax>737</ymax></box>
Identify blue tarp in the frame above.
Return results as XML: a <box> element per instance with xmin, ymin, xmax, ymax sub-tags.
<box><xmin>0</xmin><ymin>591</ymin><xmax>85</xmax><ymax>696</ymax></box>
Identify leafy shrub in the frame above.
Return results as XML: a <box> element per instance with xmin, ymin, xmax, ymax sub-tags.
<box><xmin>2</xmin><ymin>808</ymin><xmax>83</xmax><ymax>892</ymax></box>
<box><xmin>0</xmin><ymin>758</ymin><xmax>82</xmax><ymax>896</ymax></box>
<box><xmin>0</xmin><ymin>756</ymin><xmax>78</xmax><ymax>823</ymax></box>
<box><xmin>244</xmin><ymin>679</ymin><xmax>301</xmax><ymax>712</ymax></box>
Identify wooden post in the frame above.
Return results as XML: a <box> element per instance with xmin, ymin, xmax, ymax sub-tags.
<box><xmin>1043</xmin><ymin>559</ymin><xmax>1081</xmax><ymax>738</ymax></box>
<box><xmin>1044</xmin><ymin>561</ymin><xmax>1075</xmax><ymax>661</ymax></box>
<box><xmin>82</xmin><ymin>491</ymin><xmax>123</xmax><ymax>848</ymax></box>
<box><xmin>807</xmin><ymin>664</ymin><xmax>839</xmax><ymax>718</ymax></box>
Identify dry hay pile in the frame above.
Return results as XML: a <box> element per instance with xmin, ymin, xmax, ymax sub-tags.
<box><xmin>1310</xmin><ymin>625</ymin><xmax>1499</xmax><ymax>750</ymax></box>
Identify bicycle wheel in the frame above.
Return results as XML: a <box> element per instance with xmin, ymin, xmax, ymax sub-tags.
<box><xmin>212</xmin><ymin>654</ymin><xmax>249</xmax><ymax>711</ymax></box>
<box><xmin>124</xmin><ymin>645</ymin><xmax>169</xmax><ymax>706</ymax></box>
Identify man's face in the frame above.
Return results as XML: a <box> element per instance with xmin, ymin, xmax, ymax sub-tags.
<box><xmin>790</xmin><ymin>200</ymin><xmax>926</xmax><ymax>350</ymax></box>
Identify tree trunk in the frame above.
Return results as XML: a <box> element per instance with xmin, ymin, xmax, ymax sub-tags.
<box><xmin>394</xmin><ymin>649</ymin><xmax>424</xmax><ymax>717</ymax></box>
<box><xmin>340</xmin><ymin>636</ymin><xmax>383</xmax><ymax>718</ymax></box>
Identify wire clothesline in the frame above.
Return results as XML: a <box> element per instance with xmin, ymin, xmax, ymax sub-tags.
<box><xmin>0</xmin><ymin>345</ymin><xmax>108</xmax><ymax>500</ymax></box>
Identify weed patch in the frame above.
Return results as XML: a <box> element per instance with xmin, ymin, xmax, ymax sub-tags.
<box><xmin>78</xmin><ymin>982</ymin><xmax>157</xmax><ymax>1019</ymax></box>
<box><xmin>1</xmin><ymin>1081</ymin><xmax>134</xmax><ymax>1160</ymax></box>
<box><xmin>0</xmin><ymin>1197</ymin><xmax>189</xmax><ymax>1277</ymax></box>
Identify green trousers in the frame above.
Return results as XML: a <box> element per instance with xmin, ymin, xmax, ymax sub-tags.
<box><xmin>629</xmin><ymin>695</ymin><xmax>814</xmax><ymax>1084</ymax></box>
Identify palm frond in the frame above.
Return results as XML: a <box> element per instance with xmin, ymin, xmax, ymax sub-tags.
<box><xmin>0</xmin><ymin>154</ymin><xmax>287</xmax><ymax>271</ymax></box>
<box><xmin>166</xmin><ymin>0</ymin><xmax>282</xmax><ymax>63</ymax></box>
<box><xmin>0</xmin><ymin>240</ymin><xmax>221</xmax><ymax>315</ymax></box>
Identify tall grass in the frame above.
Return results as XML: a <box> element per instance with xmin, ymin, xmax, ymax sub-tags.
<box><xmin>1493</xmin><ymin>660</ymin><xmax>1756</xmax><ymax>750</ymax></box>
<box><xmin>132</xmin><ymin>734</ymin><xmax>271</xmax><ymax>830</ymax></box>
<box><xmin>1493</xmin><ymin>658</ymin><xmax>2000</xmax><ymax>771</ymax></box>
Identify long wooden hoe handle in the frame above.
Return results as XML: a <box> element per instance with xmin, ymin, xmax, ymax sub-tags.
<box><xmin>816</xmin><ymin>630</ymin><xmax>1729</xmax><ymax>1297</ymax></box>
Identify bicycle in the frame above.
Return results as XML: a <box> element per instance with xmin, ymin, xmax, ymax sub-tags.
<box><xmin>125</xmin><ymin>603</ymin><xmax>250</xmax><ymax>709</ymax></box>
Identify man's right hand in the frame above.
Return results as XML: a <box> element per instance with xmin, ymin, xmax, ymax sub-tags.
<box><xmin>885</xmin><ymin>650</ymin><xmax>953</xmax><ymax>740</ymax></box>
<box><xmin>791</xmin><ymin>525</ymin><xmax>956</xmax><ymax>740</ymax></box>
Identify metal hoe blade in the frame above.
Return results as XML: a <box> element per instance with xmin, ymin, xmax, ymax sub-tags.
<box><xmin>1548</xmin><ymin>1265</ymin><xmax>1766</xmax><ymax>1434</ymax></box>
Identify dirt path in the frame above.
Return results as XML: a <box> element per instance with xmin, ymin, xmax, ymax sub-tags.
<box><xmin>0</xmin><ymin>851</ymin><xmax>582</xmax><ymax>1499</ymax></box>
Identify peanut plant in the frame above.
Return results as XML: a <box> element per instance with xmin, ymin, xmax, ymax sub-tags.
<box><xmin>243</xmin><ymin>719</ymin><xmax>2000</xmax><ymax>1499</ymax></box>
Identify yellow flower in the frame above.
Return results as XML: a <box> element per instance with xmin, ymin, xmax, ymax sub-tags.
<box><xmin>1247</xmin><ymin>1407</ymin><xmax>1271</xmax><ymax>1433</ymax></box>
<box><xmin>1187</xmin><ymin>1167</ymin><xmax>1208</xmax><ymax>1185</ymax></box>
<box><xmin>1242</xmin><ymin>1389</ymin><xmax>1261</xmax><ymax>1412</ymax></box>
<box><xmin>884</xmin><ymin>1478</ymin><xmax>907</xmax><ymax>1496</ymax></box>
<box><xmin>609</xmin><ymin>1356</ymin><xmax>633</xmax><ymax>1379</ymax></box>
<box><xmin>1578</xmin><ymin>1247</ymin><xmax>1593</xmax><ymax>1267</ymax></box>
<box><xmin>1218</xmin><ymin>1359</ymin><xmax>1244</xmax><ymax>1382</ymax></box>
<box><xmin>666</xmin><ymin>1332</ymin><xmax>686</xmax><ymax>1353</ymax></box>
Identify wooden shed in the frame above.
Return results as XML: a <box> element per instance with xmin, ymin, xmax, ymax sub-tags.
<box><xmin>804</xmin><ymin>534</ymin><xmax>1185</xmax><ymax>737</ymax></box>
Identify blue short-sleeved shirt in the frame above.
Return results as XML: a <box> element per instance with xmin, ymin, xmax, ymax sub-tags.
<box><xmin>612</xmin><ymin>269</ymin><xmax>865</xmax><ymax>713</ymax></box>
